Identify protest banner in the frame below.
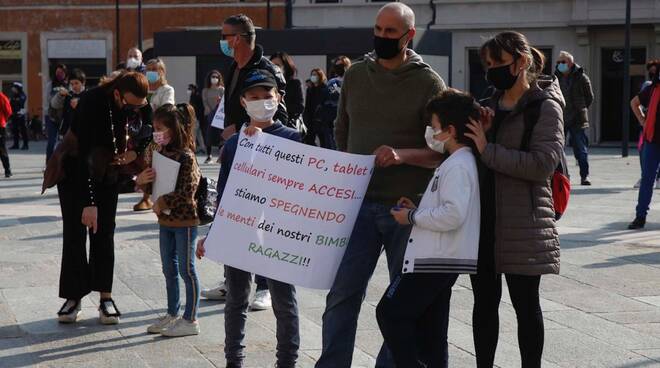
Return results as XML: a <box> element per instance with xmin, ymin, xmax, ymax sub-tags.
<box><xmin>205</xmin><ymin>130</ymin><xmax>374</xmax><ymax>289</ymax></box>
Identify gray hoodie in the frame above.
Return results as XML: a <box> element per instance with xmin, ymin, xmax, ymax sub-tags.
<box><xmin>334</xmin><ymin>49</ymin><xmax>447</xmax><ymax>205</ymax></box>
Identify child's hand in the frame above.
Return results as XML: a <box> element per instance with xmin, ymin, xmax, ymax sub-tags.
<box><xmin>397</xmin><ymin>197</ymin><xmax>416</xmax><ymax>210</ymax></box>
<box><xmin>152</xmin><ymin>199</ymin><xmax>163</xmax><ymax>216</ymax></box>
<box><xmin>243</xmin><ymin>126</ymin><xmax>262</xmax><ymax>137</ymax></box>
<box><xmin>391</xmin><ymin>207</ymin><xmax>411</xmax><ymax>225</ymax></box>
<box><xmin>136</xmin><ymin>168</ymin><xmax>156</xmax><ymax>185</ymax></box>
<box><xmin>196</xmin><ymin>237</ymin><xmax>206</xmax><ymax>259</ymax></box>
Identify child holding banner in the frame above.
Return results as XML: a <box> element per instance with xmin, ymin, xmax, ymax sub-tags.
<box><xmin>376</xmin><ymin>89</ymin><xmax>481</xmax><ymax>368</ymax></box>
<box><xmin>197</xmin><ymin>69</ymin><xmax>301</xmax><ymax>368</ymax></box>
<box><xmin>136</xmin><ymin>103</ymin><xmax>202</xmax><ymax>337</ymax></box>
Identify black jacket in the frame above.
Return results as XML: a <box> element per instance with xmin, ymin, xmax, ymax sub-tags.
<box><xmin>303</xmin><ymin>84</ymin><xmax>328</xmax><ymax>127</ymax></box>
<box><xmin>284</xmin><ymin>78</ymin><xmax>304</xmax><ymax>120</ymax></box>
<box><xmin>555</xmin><ymin>64</ymin><xmax>594</xmax><ymax>129</ymax></box>
<box><xmin>222</xmin><ymin>45</ymin><xmax>288</xmax><ymax>132</ymax></box>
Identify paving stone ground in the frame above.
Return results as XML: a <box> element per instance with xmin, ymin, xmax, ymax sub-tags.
<box><xmin>2</xmin><ymin>142</ymin><xmax>660</xmax><ymax>367</ymax></box>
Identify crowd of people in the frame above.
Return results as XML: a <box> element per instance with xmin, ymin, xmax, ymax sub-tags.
<box><xmin>0</xmin><ymin>1</ymin><xmax>649</xmax><ymax>367</ymax></box>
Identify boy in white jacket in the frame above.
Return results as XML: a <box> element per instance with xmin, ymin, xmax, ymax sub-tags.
<box><xmin>376</xmin><ymin>89</ymin><xmax>481</xmax><ymax>368</ymax></box>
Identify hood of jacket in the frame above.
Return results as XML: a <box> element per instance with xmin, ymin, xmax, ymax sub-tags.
<box><xmin>362</xmin><ymin>49</ymin><xmax>437</xmax><ymax>84</ymax></box>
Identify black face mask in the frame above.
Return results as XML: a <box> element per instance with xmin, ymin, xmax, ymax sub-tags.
<box><xmin>374</xmin><ymin>31</ymin><xmax>409</xmax><ymax>60</ymax></box>
<box><xmin>486</xmin><ymin>62</ymin><xmax>519</xmax><ymax>91</ymax></box>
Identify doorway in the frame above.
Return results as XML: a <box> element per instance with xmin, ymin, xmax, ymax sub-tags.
<box><xmin>600</xmin><ymin>47</ymin><xmax>646</xmax><ymax>142</ymax></box>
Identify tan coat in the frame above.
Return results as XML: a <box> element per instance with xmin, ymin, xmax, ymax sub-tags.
<box><xmin>481</xmin><ymin>76</ymin><xmax>565</xmax><ymax>275</ymax></box>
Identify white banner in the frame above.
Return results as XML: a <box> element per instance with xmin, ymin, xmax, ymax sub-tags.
<box><xmin>210</xmin><ymin>98</ymin><xmax>225</xmax><ymax>129</ymax></box>
<box><xmin>205</xmin><ymin>130</ymin><xmax>374</xmax><ymax>289</ymax></box>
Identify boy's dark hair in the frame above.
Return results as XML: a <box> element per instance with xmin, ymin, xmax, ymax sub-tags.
<box><xmin>69</xmin><ymin>68</ymin><xmax>86</xmax><ymax>84</ymax></box>
<box><xmin>153</xmin><ymin>103</ymin><xmax>197</xmax><ymax>152</ymax></box>
<box><xmin>224</xmin><ymin>14</ymin><xmax>256</xmax><ymax>45</ymax></box>
<box><xmin>425</xmin><ymin>88</ymin><xmax>480</xmax><ymax>151</ymax></box>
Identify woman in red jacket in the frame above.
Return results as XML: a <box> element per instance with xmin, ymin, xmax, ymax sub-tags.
<box><xmin>0</xmin><ymin>91</ymin><xmax>11</xmax><ymax>177</ymax></box>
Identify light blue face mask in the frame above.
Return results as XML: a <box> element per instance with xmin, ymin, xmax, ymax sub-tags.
<box><xmin>220</xmin><ymin>40</ymin><xmax>234</xmax><ymax>58</ymax></box>
<box><xmin>557</xmin><ymin>62</ymin><xmax>569</xmax><ymax>73</ymax></box>
<box><xmin>146</xmin><ymin>71</ymin><xmax>159</xmax><ymax>83</ymax></box>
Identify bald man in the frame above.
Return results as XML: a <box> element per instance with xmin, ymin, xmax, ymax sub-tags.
<box><xmin>316</xmin><ymin>3</ymin><xmax>447</xmax><ymax>367</ymax></box>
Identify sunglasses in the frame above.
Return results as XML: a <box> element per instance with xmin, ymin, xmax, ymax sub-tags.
<box><xmin>221</xmin><ymin>32</ymin><xmax>252</xmax><ymax>40</ymax></box>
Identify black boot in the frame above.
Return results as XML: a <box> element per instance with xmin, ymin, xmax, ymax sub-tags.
<box><xmin>628</xmin><ymin>217</ymin><xmax>646</xmax><ymax>230</ymax></box>
<box><xmin>4</xmin><ymin>170</ymin><xmax>11</xmax><ymax>178</ymax></box>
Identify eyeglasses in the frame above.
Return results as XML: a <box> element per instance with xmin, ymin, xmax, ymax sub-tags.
<box><xmin>221</xmin><ymin>32</ymin><xmax>252</xmax><ymax>40</ymax></box>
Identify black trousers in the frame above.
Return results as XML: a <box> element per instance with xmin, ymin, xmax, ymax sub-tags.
<box><xmin>376</xmin><ymin>273</ymin><xmax>458</xmax><ymax>368</ymax></box>
<box><xmin>10</xmin><ymin>116</ymin><xmax>28</xmax><ymax>148</ymax></box>
<box><xmin>470</xmin><ymin>239</ymin><xmax>544</xmax><ymax>368</ymax></box>
<box><xmin>58</xmin><ymin>166</ymin><xmax>119</xmax><ymax>300</ymax></box>
<box><xmin>0</xmin><ymin>127</ymin><xmax>10</xmax><ymax>173</ymax></box>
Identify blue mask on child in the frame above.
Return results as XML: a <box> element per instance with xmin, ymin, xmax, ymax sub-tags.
<box><xmin>220</xmin><ymin>40</ymin><xmax>234</xmax><ymax>58</ymax></box>
<box><xmin>146</xmin><ymin>71</ymin><xmax>159</xmax><ymax>83</ymax></box>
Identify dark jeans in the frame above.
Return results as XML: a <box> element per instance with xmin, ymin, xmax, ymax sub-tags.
<box><xmin>636</xmin><ymin>141</ymin><xmax>660</xmax><ymax>219</ymax></box>
<box><xmin>46</xmin><ymin>116</ymin><xmax>59</xmax><ymax>161</ymax></box>
<box><xmin>254</xmin><ymin>274</ymin><xmax>268</xmax><ymax>292</ymax></box>
<box><xmin>224</xmin><ymin>265</ymin><xmax>299</xmax><ymax>367</ymax></box>
<box><xmin>205</xmin><ymin>120</ymin><xmax>222</xmax><ymax>157</ymax></box>
<box><xmin>58</xmin><ymin>169</ymin><xmax>119</xmax><ymax>299</ymax></box>
<box><xmin>377</xmin><ymin>273</ymin><xmax>458</xmax><ymax>368</ymax></box>
<box><xmin>159</xmin><ymin>226</ymin><xmax>200</xmax><ymax>321</ymax></box>
<box><xmin>315</xmin><ymin>201</ymin><xmax>412</xmax><ymax>368</ymax></box>
<box><xmin>638</xmin><ymin>136</ymin><xmax>660</xmax><ymax>181</ymax></box>
<box><xmin>0</xmin><ymin>127</ymin><xmax>10</xmax><ymax>173</ymax></box>
<box><xmin>304</xmin><ymin>121</ymin><xmax>336</xmax><ymax>150</ymax></box>
<box><xmin>10</xmin><ymin>115</ymin><xmax>28</xmax><ymax>149</ymax></box>
<box><xmin>568</xmin><ymin>125</ymin><xmax>589</xmax><ymax>180</ymax></box>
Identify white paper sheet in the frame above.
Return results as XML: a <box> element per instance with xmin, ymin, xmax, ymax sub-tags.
<box><xmin>210</xmin><ymin>98</ymin><xmax>225</xmax><ymax>129</ymax></box>
<box><xmin>152</xmin><ymin>151</ymin><xmax>181</xmax><ymax>207</ymax></box>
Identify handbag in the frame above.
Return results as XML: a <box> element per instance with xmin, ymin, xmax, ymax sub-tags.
<box><xmin>42</xmin><ymin>129</ymin><xmax>78</xmax><ymax>194</ymax></box>
<box><xmin>195</xmin><ymin>175</ymin><xmax>218</xmax><ymax>225</ymax></box>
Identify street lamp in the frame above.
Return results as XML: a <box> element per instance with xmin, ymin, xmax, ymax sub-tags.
<box><xmin>622</xmin><ymin>0</ymin><xmax>631</xmax><ymax>157</ymax></box>
<box><xmin>138</xmin><ymin>0</ymin><xmax>143</xmax><ymax>51</ymax></box>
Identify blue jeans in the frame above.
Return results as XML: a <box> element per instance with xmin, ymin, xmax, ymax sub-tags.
<box><xmin>46</xmin><ymin>116</ymin><xmax>59</xmax><ymax>162</ymax></box>
<box><xmin>315</xmin><ymin>200</ymin><xmax>412</xmax><ymax>368</ymax></box>
<box><xmin>159</xmin><ymin>226</ymin><xmax>200</xmax><ymax>321</ymax></box>
<box><xmin>568</xmin><ymin>126</ymin><xmax>589</xmax><ymax>180</ymax></box>
<box><xmin>224</xmin><ymin>266</ymin><xmax>299</xmax><ymax>367</ymax></box>
<box><xmin>636</xmin><ymin>141</ymin><xmax>660</xmax><ymax>219</ymax></box>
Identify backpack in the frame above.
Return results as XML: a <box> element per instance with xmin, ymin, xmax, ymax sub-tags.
<box><xmin>520</xmin><ymin>99</ymin><xmax>571</xmax><ymax>220</ymax></box>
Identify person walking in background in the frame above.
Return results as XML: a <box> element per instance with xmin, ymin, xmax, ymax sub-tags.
<box><xmin>312</xmin><ymin>56</ymin><xmax>352</xmax><ymax>150</ymax></box>
<box><xmin>133</xmin><ymin>58</ymin><xmax>175</xmax><ymax>212</ymax></box>
<box><xmin>555</xmin><ymin>50</ymin><xmax>594</xmax><ymax>186</ymax></box>
<box><xmin>45</xmin><ymin>64</ymin><xmax>68</xmax><ymax>159</ymax></box>
<box><xmin>467</xmin><ymin>31</ymin><xmax>564</xmax><ymax>368</ymax></box>
<box><xmin>137</xmin><ymin>104</ymin><xmax>202</xmax><ymax>337</ymax></box>
<box><xmin>0</xmin><ymin>91</ymin><xmax>12</xmax><ymax>178</ymax></box>
<box><xmin>302</xmin><ymin>68</ymin><xmax>328</xmax><ymax>147</ymax></box>
<box><xmin>315</xmin><ymin>3</ymin><xmax>447</xmax><ymax>367</ymax></box>
<box><xmin>629</xmin><ymin>62</ymin><xmax>660</xmax><ymax>230</ymax></box>
<box><xmin>125</xmin><ymin>47</ymin><xmax>146</xmax><ymax>74</ymax></box>
<box><xmin>631</xmin><ymin>59</ymin><xmax>660</xmax><ymax>189</ymax></box>
<box><xmin>50</xmin><ymin>68</ymin><xmax>86</xmax><ymax>137</ymax></box>
<box><xmin>9</xmin><ymin>82</ymin><xmax>28</xmax><ymax>151</ymax></box>
<box><xmin>270</xmin><ymin>51</ymin><xmax>305</xmax><ymax>132</ymax></box>
<box><xmin>188</xmin><ymin>84</ymin><xmax>206</xmax><ymax>153</ymax></box>
<box><xmin>201</xmin><ymin>70</ymin><xmax>224</xmax><ymax>163</ymax></box>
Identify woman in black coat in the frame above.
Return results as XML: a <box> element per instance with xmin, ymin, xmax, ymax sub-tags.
<box><xmin>56</xmin><ymin>71</ymin><xmax>149</xmax><ymax>325</ymax></box>
<box><xmin>270</xmin><ymin>52</ymin><xmax>305</xmax><ymax>130</ymax></box>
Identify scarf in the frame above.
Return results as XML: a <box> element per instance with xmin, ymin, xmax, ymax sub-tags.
<box><xmin>644</xmin><ymin>84</ymin><xmax>660</xmax><ymax>142</ymax></box>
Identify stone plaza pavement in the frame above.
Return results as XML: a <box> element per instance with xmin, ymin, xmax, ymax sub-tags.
<box><xmin>2</xmin><ymin>142</ymin><xmax>660</xmax><ymax>367</ymax></box>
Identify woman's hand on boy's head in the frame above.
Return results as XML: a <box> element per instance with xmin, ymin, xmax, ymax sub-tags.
<box><xmin>479</xmin><ymin>107</ymin><xmax>494</xmax><ymax>132</ymax></box>
<box><xmin>136</xmin><ymin>168</ymin><xmax>156</xmax><ymax>185</ymax></box>
<box><xmin>398</xmin><ymin>197</ymin><xmax>417</xmax><ymax>209</ymax></box>
<box><xmin>465</xmin><ymin>118</ymin><xmax>487</xmax><ymax>154</ymax></box>
<box><xmin>391</xmin><ymin>207</ymin><xmax>411</xmax><ymax>225</ymax></box>
<box><xmin>243</xmin><ymin>126</ymin><xmax>262</xmax><ymax>137</ymax></box>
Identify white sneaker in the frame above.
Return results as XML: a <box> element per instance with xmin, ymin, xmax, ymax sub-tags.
<box><xmin>250</xmin><ymin>290</ymin><xmax>272</xmax><ymax>311</ymax></box>
<box><xmin>634</xmin><ymin>179</ymin><xmax>642</xmax><ymax>188</ymax></box>
<box><xmin>147</xmin><ymin>314</ymin><xmax>178</xmax><ymax>334</ymax></box>
<box><xmin>161</xmin><ymin>318</ymin><xmax>200</xmax><ymax>337</ymax></box>
<box><xmin>57</xmin><ymin>300</ymin><xmax>81</xmax><ymax>323</ymax></box>
<box><xmin>98</xmin><ymin>299</ymin><xmax>120</xmax><ymax>325</ymax></box>
<box><xmin>201</xmin><ymin>282</ymin><xmax>227</xmax><ymax>300</ymax></box>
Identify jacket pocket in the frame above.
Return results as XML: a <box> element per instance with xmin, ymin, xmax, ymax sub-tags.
<box><xmin>578</xmin><ymin>108</ymin><xmax>588</xmax><ymax>125</ymax></box>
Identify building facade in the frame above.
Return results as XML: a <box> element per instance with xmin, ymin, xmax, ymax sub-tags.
<box><xmin>294</xmin><ymin>0</ymin><xmax>660</xmax><ymax>143</ymax></box>
<box><xmin>0</xmin><ymin>0</ymin><xmax>285</xmax><ymax>118</ymax></box>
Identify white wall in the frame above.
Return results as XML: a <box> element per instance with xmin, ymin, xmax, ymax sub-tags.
<box><xmin>419</xmin><ymin>55</ymin><xmax>450</xmax><ymax>86</ymax></box>
<box><xmin>160</xmin><ymin>56</ymin><xmax>196</xmax><ymax>104</ymax></box>
<box><xmin>289</xmin><ymin>54</ymin><xmax>327</xmax><ymax>96</ymax></box>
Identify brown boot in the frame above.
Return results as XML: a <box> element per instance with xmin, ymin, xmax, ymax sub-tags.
<box><xmin>133</xmin><ymin>198</ymin><xmax>153</xmax><ymax>211</ymax></box>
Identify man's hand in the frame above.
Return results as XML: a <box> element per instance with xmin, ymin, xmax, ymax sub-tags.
<box><xmin>136</xmin><ymin>168</ymin><xmax>156</xmax><ymax>185</ymax></box>
<box><xmin>374</xmin><ymin>145</ymin><xmax>404</xmax><ymax>168</ymax></box>
<box><xmin>391</xmin><ymin>207</ymin><xmax>411</xmax><ymax>225</ymax></box>
<box><xmin>196</xmin><ymin>237</ymin><xmax>206</xmax><ymax>259</ymax></box>
<box><xmin>81</xmin><ymin>206</ymin><xmax>98</xmax><ymax>234</ymax></box>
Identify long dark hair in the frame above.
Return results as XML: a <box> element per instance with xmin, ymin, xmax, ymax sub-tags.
<box><xmin>270</xmin><ymin>51</ymin><xmax>298</xmax><ymax>80</ymax></box>
<box><xmin>480</xmin><ymin>31</ymin><xmax>545</xmax><ymax>83</ymax></box>
<box><xmin>205</xmin><ymin>70</ymin><xmax>223</xmax><ymax>89</ymax></box>
<box><xmin>153</xmin><ymin>103</ymin><xmax>197</xmax><ymax>152</ymax></box>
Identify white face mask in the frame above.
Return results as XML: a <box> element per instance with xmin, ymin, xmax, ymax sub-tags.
<box><xmin>126</xmin><ymin>57</ymin><xmax>140</xmax><ymax>70</ymax></box>
<box><xmin>424</xmin><ymin>126</ymin><xmax>449</xmax><ymax>154</ymax></box>
<box><xmin>210</xmin><ymin>77</ymin><xmax>219</xmax><ymax>85</ymax></box>
<box><xmin>243</xmin><ymin>98</ymin><xmax>278</xmax><ymax>122</ymax></box>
